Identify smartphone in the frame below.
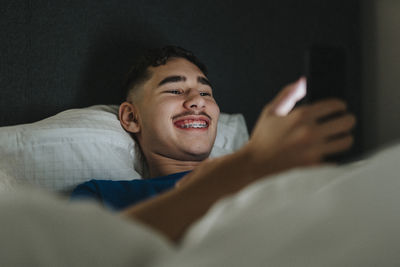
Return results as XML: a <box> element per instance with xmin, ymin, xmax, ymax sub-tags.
<box><xmin>304</xmin><ymin>45</ymin><xmax>355</xmax><ymax>163</ymax></box>
<box><xmin>304</xmin><ymin>45</ymin><xmax>347</xmax><ymax>103</ymax></box>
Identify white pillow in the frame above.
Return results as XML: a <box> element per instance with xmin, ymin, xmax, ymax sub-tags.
<box><xmin>0</xmin><ymin>105</ymin><xmax>248</xmax><ymax>192</ymax></box>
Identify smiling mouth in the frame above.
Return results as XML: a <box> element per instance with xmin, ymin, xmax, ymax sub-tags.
<box><xmin>174</xmin><ymin>119</ymin><xmax>209</xmax><ymax>129</ymax></box>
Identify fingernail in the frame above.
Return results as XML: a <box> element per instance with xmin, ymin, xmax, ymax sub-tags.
<box><xmin>294</xmin><ymin>77</ymin><xmax>307</xmax><ymax>99</ymax></box>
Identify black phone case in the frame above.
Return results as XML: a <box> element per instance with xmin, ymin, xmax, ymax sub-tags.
<box><xmin>304</xmin><ymin>45</ymin><xmax>357</xmax><ymax>164</ymax></box>
<box><xmin>305</xmin><ymin>45</ymin><xmax>347</xmax><ymax>103</ymax></box>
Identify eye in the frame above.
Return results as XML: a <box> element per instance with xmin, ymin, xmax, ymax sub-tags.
<box><xmin>166</xmin><ymin>90</ymin><xmax>183</xmax><ymax>95</ymax></box>
<box><xmin>200</xmin><ymin>92</ymin><xmax>212</xmax><ymax>97</ymax></box>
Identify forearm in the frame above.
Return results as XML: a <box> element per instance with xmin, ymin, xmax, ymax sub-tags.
<box><xmin>122</xmin><ymin>146</ymin><xmax>267</xmax><ymax>243</ymax></box>
<box><xmin>121</xmin><ymin>80</ymin><xmax>355</xmax><ymax>243</ymax></box>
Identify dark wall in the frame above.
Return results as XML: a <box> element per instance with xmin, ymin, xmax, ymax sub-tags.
<box><xmin>1</xmin><ymin>0</ymin><xmax>361</xmax><ymax>136</ymax></box>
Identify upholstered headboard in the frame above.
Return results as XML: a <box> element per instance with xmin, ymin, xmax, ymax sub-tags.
<box><xmin>0</xmin><ymin>0</ymin><xmax>362</xmax><ymax>150</ymax></box>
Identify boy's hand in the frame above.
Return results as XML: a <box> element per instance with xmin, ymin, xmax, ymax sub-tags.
<box><xmin>244</xmin><ymin>78</ymin><xmax>356</xmax><ymax>177</ymax></box>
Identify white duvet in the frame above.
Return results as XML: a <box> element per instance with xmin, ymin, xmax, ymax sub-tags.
<box><xmin>1</xmin><ymin>143</ymin><xmax>400</xmax><ymax>266</ymax></box>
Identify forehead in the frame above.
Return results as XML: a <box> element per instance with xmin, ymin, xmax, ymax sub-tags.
<box><xmin>129</xmin><ymin>58</ymin><xmax>207</xmax><ymax>103</ymax></box>
<box><xmin>147</xmin><ymin>57</ymin><xmax>206</xmax><ymax>85</ymax></box>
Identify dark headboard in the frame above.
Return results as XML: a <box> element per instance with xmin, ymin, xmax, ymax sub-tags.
<box><xmin>1</xmin><ymin>0</ymin><xmax>362</xmax><ymax>142</ymax></box>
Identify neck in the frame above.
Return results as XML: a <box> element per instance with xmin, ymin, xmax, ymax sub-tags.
<box><xmin>145</xmin><ymin>152</ymin><xmax>204</xmax><ymax>177</ymax></box>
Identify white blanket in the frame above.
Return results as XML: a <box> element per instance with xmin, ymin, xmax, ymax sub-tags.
<box><xmin>1</xmin><ymin>144</ymin><xmax>400</xmax><ymax>266</ymax></box>
<box><xmin>0</xmin><ymin>188</ymin><xmax>175</xmax><ymax>267</ymax></box>
<box><xmin>169</xmin><ymin>143</ymin><xmax>400</xmax><ymax>266</ymax></box>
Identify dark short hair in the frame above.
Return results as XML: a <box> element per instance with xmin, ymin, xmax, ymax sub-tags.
<box><xmin>123</xmin><ymin>45</ymin><xmax>208</xmax><ymax>100</ymax></box>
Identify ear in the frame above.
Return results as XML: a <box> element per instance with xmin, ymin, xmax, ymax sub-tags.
<box><xmin>119</xmin><ymin>101</ymin><xmax>141</xmax><ymax>133</ymax></box>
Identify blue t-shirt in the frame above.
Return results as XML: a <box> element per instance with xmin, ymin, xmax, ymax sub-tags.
<box><xmin>70</xmin><ymin>171</ymin><xmax>190</xmax><ymax>211</ymax></box>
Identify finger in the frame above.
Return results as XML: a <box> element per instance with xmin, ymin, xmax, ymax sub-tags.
<box><xmin>268</xmin><ymin>77</ymin><xmax>307</xmax><ymax>116</ymax></box>
<box><xmin>309</xmin><ymin>98</ymin><xmax>348</xmax><ymax>121</ymax></box>
<box><xmin>317</xmin><ymin>113</ymin><xmax>356</xmax><ymax>138</ymax></box>
<box><xmin>321</xmin><ymin>134</ymin><xmax>354</xmax><ymax>156</ymax></box>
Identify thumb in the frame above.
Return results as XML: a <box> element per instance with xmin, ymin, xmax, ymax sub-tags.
<box><xmin>268</xmin><ymin>77</ymin><xmax>307</xmax><ymax>116</ymax></box>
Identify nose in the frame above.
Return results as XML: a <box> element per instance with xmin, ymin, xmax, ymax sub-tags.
<box><xmin>183</xmin><ymin>89</ymin><xmax>206</xmax><ymax>111</ymax></box>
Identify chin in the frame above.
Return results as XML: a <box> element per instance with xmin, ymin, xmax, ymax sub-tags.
<box><xmin>182</xmin><ymin>147</ymin><xmax>211</xmax><ymax>161</ymax></box>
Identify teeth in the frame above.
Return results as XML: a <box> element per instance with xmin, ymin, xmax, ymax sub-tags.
<box><xmin>180</xmin><ymin>123</ymin><xmax>207</xmax><ymax>128</ymax></box>
<box><xmin>177</xmin><ymin>120</ymin><xmax>208</xmax><ymax>129</ymax></box>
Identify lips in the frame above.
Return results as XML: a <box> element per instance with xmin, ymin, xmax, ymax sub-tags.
<box><xmin>173</xmin><ymin>116</ymin><xmax>210</xmax><ymax>130</ymax></box>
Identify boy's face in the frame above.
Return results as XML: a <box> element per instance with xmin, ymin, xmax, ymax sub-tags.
<box><xmin>132</xmin><ymin>57</ymin><xmax>220</xmax><ymax>162</ymax></box>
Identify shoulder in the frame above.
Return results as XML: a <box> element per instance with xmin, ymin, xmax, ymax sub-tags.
<box><xmin>70</xmin><ymin>179</ymin><xmax>137</xmax><ymax>199</ymax></box>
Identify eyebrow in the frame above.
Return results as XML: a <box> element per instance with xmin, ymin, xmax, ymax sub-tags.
<box><xmin>157</xmin><ymin>75</ymin><xmax>212</xmax><ymax>88</ymax></box>
<box><xmin>158</xmin><ymin>76</ymin><xmax>186</xmax><ymax>87</ymax></box>
<box><xmin>198</xmin><ymin>76</ymin><xmax>212</xmax><ymax>87</ymax></box>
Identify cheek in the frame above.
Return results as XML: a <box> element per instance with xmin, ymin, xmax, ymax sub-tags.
<box><xmin>143</xmin><ymin>100</ymin><xmax>179</xmax><ymax>130</ymax></box>
<box><xmin>208</xmin><ymin>100</ymin><xmax>220</xmax><ymax>120</ymax></box>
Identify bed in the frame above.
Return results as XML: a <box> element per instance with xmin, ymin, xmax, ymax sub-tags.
<box><xmin>2</xmin><ymin>1</ymin><xmax>397</xmax><ymax>265</ymax></box>
<box><xmin>1</xmin><ymin>105</ymin><xmax>400</xmax><ymax>266</ymax></box>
